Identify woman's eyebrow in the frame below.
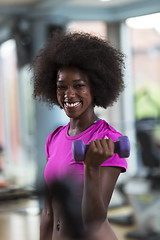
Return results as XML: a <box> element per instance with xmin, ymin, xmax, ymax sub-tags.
<box><xmin>73</xmin><ymin>79</ymin><xmax>86</xmax><ymax>82</ymax></box>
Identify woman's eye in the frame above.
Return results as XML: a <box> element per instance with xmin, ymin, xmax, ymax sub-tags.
<box><xmin>57</xmin><ymin>86</ymin><xmax>65</xmax><ymax>90</ymax></box>
<box><xmin>75</xmin><ymin>84</ymin><xmax>85</xmax><ymax>88</ymax></box>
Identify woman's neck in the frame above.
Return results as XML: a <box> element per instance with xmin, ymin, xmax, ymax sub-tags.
<box><xmin>68</xmin><ymin>112</ymin><xmax>98</xmax><ymax>136</ymax></box>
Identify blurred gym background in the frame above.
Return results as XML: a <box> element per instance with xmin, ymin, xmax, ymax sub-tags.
<box><xmin>0</xmin><ymin>0</ymin><xmax>160</xmax><ymax>239</ymax></box>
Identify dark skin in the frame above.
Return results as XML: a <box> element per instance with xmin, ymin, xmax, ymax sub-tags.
<box><xmin>40</xmin><ymin>67</ymin><xmax>121</xmax><ymax>240</ymax></box>
<box><xmin>56</xmin><ymin>66</ymin><xmax>97</xmax><ymax>135</ymax></box>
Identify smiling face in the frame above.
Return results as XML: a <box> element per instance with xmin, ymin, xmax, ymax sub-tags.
<box><xmin>56</xmin><ymin>67</ymin><xmax>94</xmax><ymax>119</ymax></box>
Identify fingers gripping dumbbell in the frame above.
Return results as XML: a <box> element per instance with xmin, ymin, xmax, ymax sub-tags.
<box><xmin>72</xmin><ymin>136</ymin><xmax>130</xmax><ymax>162</ymax></box>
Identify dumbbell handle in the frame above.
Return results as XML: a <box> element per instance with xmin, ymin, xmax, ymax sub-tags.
<box><xmin>72</xmin><ymin>136</ymin><xmax>130</xmax><ymax>162</ymax></box>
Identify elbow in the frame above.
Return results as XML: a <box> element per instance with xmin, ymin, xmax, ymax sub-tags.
<box><xmin>83</xmin><ymin>207</ymin><xmax>107</xmax><ymax>231</ymax></box>
<box><xmin>97</xmin><ymin>203</ymin><xmax>108</xmax><ymax>223</ymax></box>
<box><xmin>98</xmin><ymin>209</ymin><xmax>108</xmax><ymax>224</ymax></box>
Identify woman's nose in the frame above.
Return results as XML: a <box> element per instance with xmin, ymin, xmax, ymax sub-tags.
<box><xmin>64</xmin><ymin>87</ymin><xmax>75</xmax><ymax>98</ymax></box>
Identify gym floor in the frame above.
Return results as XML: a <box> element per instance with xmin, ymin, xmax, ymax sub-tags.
<box><xmin>0</xmin><ymin>198</ymin><xmax>137</xmax><ymax>240</ymax></box>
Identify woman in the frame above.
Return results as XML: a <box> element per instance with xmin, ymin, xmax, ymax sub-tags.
<box><xmin>31</xmin><ymin>31</ymin><xmax>127</xmax><ymax>240</ymax></box>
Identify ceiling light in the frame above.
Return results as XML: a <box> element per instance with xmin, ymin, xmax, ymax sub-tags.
<box><xmin>126</xmin><ymin>13</ymin><xmax>160</xmax><ymax>33</ymax></box>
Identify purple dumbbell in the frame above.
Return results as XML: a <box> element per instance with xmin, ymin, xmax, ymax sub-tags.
<box><xmin>72</xmin><ymin>136</ymin><xmax>130</xmax><ymax>162</ymax></box>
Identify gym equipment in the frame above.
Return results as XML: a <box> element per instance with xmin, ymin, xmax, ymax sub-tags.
<box><xmin>72</xmin><ymin>136</ymin><xmax>130</xmax><ymax>162</ymax></box>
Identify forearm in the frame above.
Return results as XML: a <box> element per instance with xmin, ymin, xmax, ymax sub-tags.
<box><xmin>82</xmin><ymin>165</ymin><xmax>107</xmax><ymax>230</ymax></box>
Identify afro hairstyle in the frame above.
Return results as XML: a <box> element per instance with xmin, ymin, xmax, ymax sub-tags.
<box><xmin>31</xmin><ymin>30</ymin><xmax>125</xmax><ymax>108</ymax></box>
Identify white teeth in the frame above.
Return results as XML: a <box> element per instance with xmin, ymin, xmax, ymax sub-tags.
<box><xmin>65</xmin><ymin>102</ymin><xmax>81</xmax><ymax>108</ymax></box>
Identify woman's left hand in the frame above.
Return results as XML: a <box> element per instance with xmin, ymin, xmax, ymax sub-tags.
<box><xmin>84</xmin><ymin>137</ymin><xmax>114</xmax><ymax>167</ymax></box>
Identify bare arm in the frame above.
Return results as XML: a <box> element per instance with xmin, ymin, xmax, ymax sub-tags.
<box><xmin>82</xmin><ymin>138</ymin><xmax>121</xmax><ymax>231</ymax></box>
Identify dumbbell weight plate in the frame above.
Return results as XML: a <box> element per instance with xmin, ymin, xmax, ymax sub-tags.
<box><xmin>115</xmin><ymin>136</ymin><xmax>130</xmax><ymax>158</ymax></box>
<box><xmin>72</xmin><ymin>139</ymin><xmax>87</xmax><ymax>162</ymax></box>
